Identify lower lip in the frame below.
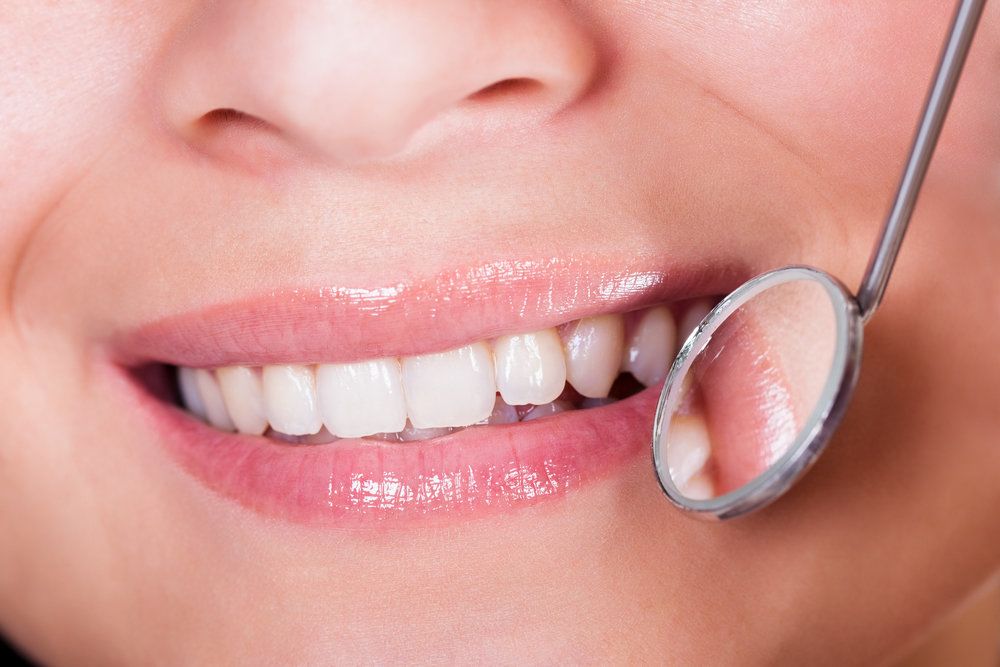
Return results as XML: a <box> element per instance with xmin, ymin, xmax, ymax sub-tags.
<box><xmin>121</xmin><ymin>366</ymin><xmax>657</xmax><ymax>528</ymax></box>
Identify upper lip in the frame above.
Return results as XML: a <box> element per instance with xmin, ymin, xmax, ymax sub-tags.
<box><xmin>110</xmin><ymin>254</ymin><xmax>749</xmax><ymax>368</ymax></box>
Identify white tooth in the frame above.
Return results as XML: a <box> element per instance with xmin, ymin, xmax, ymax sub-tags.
<box><xmin>485</xmin><ymin>397</ymin><xmax>520</xmax><ymax>425</ymax></box>
<box><xmin>177</xmin><ymin>367</ymin><xmax>207</xmax><ymax>420</ymax></box>
<box><xmin>262</xmin><ymin>365</ymin><xmax>322</xmax><ymax>436</ymax></box>
<box><xmin>678</xmin><ymin>299</ymin><xmax>714</xmax><ymax>347</ymax></box>
<box><xmin>622</xmin><ymin>306</ymin><xmax>677</xmax><ymax>387</ymax></box>
<box><xmin>666</xmin><ymin>414</ymin><xmax>712</xmax><ymax>488</ymax></box>
<box><xmin>193</xmin><ymin>369</ymin><xmax>235</xmax><ymax>431</ymax></box>
<box><xmin>216</xmin><ymin>366</ymin><xmax>268</xmax><ymax>435</ymax></box>
<box><xmin>561</xmin><ymin>314</ymin><xmax>625</xmax><ymax>398</ymax></box>
<box><xmin>401</xmin><ymin>342</ymin><xmax>496</xmax><ymax>429</ymax></box>
<box><xmin>493</xmin><ymin>328</ymin><xmax>566</xmax><ymax>405</ymax></box>
<box><xmin>316</xmin><ymin>358</ymin><xmax>407</xmax><ymax>438</ymax></box>
<box><xmin>521</xmin><ymin>400</ymin><xmax>573</xmax><ymax>422</ymax></box>
<box><xmin>680</xmin><ymin>471</ymin><xmax>715</xmax><ymax>500</ymax></box>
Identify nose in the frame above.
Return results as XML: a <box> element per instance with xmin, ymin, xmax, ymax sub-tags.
<box><xmin>160</xmin><ymin>0</ymin><xmax>598</xmax><ymax>164</ymax></box>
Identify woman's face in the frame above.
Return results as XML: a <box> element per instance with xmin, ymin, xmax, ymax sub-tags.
<box><xmin>1</xmin><ymin>1</ymin><xmax>998</xmax><ymax>663</ymax></box>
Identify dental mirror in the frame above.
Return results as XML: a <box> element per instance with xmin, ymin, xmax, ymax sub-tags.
<box><xmin>652</xmin><ymin>0</ymin><xmax>986</xmax><ymax>520</ymax></box>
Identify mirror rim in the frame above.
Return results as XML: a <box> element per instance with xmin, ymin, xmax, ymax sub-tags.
<box><xmin>652</xmin><ymin>265</ymin><xmax>863</xmax><ymax>520</ymax></box>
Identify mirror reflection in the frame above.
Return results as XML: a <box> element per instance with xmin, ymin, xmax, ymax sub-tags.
<box><xmin>662</xmin><ymin>278</ymin><xmax>839</xmax><ymax>500</ymax></box>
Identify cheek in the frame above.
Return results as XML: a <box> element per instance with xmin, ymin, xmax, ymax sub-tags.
<box><xmin>612</xmin><ymin>1</ymin><xmax>999</xmax><ymax>209</ymax></box>
<box><xmin>0</xmin><ymin>3</ymin><xmax>194</xmax><ymax>289</ymax></box>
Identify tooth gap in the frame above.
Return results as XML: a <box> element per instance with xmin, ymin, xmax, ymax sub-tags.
<box><xmin>609</xmin><ymin>372</ymin><xmax>646</xmax><ymax>399</ymax></box>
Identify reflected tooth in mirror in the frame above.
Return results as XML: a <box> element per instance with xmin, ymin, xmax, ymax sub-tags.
<box><xmin>493</xmin><ymin>328</ymin><xmax>567</xmax><ymax>406</ymax></box>
<box><xmin>177</xmin><ymin>367</ymin><xmax>207</xmax><ymax>420</ymax></box>
<box><xmin>521</xmin><ymin>400</ymin><xmax>573</xmax><ymax>422</ymax></box>
<box><xmin>678</xmin><ymin>298</ymin><xmax>714</xmax><ymax>346</ymax></box>
<box><xmin>622</xmin><ymin>306</ymin><xmax>677</xmax><ymax>387</ymax></box>
<box><xmin>561</xmin><ymin>314</ymin><xmax>625</xmax><ymax>398</ymax></box>
<box><xmin>317</xmin><ymin>358</ymin><xmax>407</xmax><ymax>438</ymax></box>
<box><xmin>217</xmin><ymin>366</ymin><xmax>268</xmax><ymax>435</ymax></box>
<box><xmin>666</xmin><ymin>414</ymin><xmax>711</xmax><ymax>488</ymax></box>
<box><xmin>401</xmin><ymin>342</ymin><xmax>497</xmax><ymax>428</ymax></box>
<box><xmin>679</xmin><ymin>471</ymin><xmax>714</xmax><ymax>500</ymax></box>
<box><xmin>262</xmin><ymin>365</ymin><xmax>323</xmax><ymax>436</ymax></box>
<box><xmin>193</xmin><ymin>369</ymin><xmax>235</xmax><ymax>431</ymax></box>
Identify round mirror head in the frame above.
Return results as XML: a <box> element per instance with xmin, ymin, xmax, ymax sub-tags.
<box><xmin>652</xmin><ymin>266</ymin><xmax>863</xmax><ymax>520</ymax></box>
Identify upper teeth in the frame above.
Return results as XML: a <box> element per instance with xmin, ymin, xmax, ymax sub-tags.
<box><xmin>400</xmin><ymin>342</ymin><xmax>497</xmax><ymax>430</ymax></box>
<box><xmin>176</xmin><ymin>302</ymin><xmax>705</xmax><ymax>440</ymax></box>
<box><xmin>493</xmin><ymin>329</ymin><xmax>567</xmax><ymax>407</ymax></box>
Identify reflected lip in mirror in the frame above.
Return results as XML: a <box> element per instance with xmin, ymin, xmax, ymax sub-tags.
<box><xmin>653</xmin><ymin>266</ymin><xmax>863</xmax><ymax>521</ymax></box>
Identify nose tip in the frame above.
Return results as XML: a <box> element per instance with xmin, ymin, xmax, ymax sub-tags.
<box><xmin>159</xmin><ymin>1</ymin><xmax>598</xmax><ymax>165</ymax></box>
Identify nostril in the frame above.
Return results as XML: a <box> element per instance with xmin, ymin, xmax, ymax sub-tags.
<box><xmin>187</xmin><ymin>108</ymin><xmax>293</xmax><ymax>171</ymax></box>
<box><xmin>198</xmin><ymin>108</ymin><xmax>276</xmax><ymax>133</ymax></box>
<box><xmin>466</xmin><ymin>78</ymin><xmax>544</xmax><ymax>104</ymax></box>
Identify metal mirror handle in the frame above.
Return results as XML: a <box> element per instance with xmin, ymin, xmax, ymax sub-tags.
<box><xmin>856</xmin><ymin>0</ymin><xmax>987</xmax><ymax>323</ymax></box>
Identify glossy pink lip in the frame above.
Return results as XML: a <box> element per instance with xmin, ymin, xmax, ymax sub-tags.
<box><xmin>112</xmin><ymin>257</ymin><xmax>744</xmax><ymax>367</ymax></box>
<box><xmin>120</xmin><ymin>368</ymin><xmax>660</xmax><ymax>528</ymax></box>
<box><xmin>109</xmin><ymin>258</ymin><xmax>747</xmax><ymax>528</ymax></box>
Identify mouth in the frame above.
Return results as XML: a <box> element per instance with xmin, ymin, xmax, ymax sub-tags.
<box><xmin>109</xmin><ymin>258</ymin><xmax>737</xmax><ymax>528</ymax></box>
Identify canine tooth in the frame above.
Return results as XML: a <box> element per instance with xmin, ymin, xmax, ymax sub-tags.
<box><xmin>193</xmin><ymin>369</ymin><xmax>235</xmax><ymax>431</ymax></box>
<box><xmin>493</xmin><ymin>328</ymin><xmax>567</xmax><ymax>405</ymax></box>
<box><xmin>317</xmin><ymin>358</ymin><xmax>407</xmax><ymax>438</ymax></box>
<box><xmin>622</xmin><ymin>306</ymin><xmax>677</xmax><ymax>387</ymax></box>
<box><xmin>401</xmin><ymin>342</ymin><xmax>497</xmax><ymax>428</ymax></box>
<box><xmin>561</xmin><ymin>314</ymin><xmax>624</xmax><ymax>398</ymax></box>
<box><xmin>177</xmin><ymin>367</ymin><xmax>207</xmax><ymax>420</ymax></box>
<box><xmin>262</xmin><ymin>365</ymin><xmax>323</xmax><ymax>436</ymax></box>
<box><xmin>216</xmin><ymin>366</ymin><xmax>268</xmax><ymax>435</ymax></box>
<box><xmin>678</xmin><ymin>299</ymin><xmax>714</xmax><ymax>346</ymax></box>
<box><xmin>666</xmin><ymin>414</ymin><xmax>712</xmax><ymax>488</ymax></box>
<box><xmin>521</xmin><ymin>400</ymin><xmax>573</xmax><ymax>422</ymax></box>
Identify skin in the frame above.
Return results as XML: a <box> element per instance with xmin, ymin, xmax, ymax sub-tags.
<box><xmin>1</xmin><ymin>1</ymin><xmax>998</xmax><ymax>663</ymax></box>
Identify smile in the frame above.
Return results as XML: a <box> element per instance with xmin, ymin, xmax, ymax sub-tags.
<box><xmin>110</xmin><ymin>258</ymin><xmax>736</xmax><ymax>527</ymax></box>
